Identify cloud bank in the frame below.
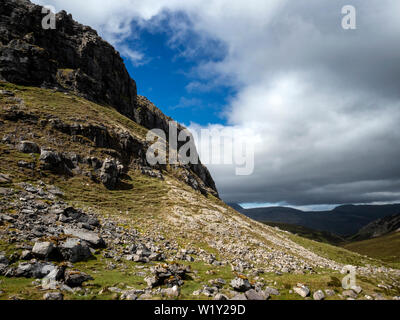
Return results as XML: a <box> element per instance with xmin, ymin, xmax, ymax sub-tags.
<box><xmin>32</xmin><ymin>0</ymin><xmax>400</xmax><ymax>205</ymax></box>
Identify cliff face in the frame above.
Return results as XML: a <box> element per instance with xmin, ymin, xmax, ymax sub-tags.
<box><xmin>0</xmin><ymin>0</ymin><xmax>137</xmax><ymax>118</ymax></box>
<box><xmin>0</xmin><ymin>0</ymin><xmax>217</xmax><ymax>196</ymax></box>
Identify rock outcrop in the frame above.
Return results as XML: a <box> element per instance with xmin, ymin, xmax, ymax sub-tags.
<box><xmin>0</xmin><ymin>0</ymin><xmax>218</xmax><ymax>197</ymax></box>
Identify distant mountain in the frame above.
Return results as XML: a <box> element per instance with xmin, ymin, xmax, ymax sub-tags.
<box><xmin>348</xmin><ymin>213</ymin><xmax>400</xmax><ymax>242</ymax></box>
<box><xmin>234</xmin><ymin>203</ymin><xmax>400</xmax><ymax>236</ymax></box>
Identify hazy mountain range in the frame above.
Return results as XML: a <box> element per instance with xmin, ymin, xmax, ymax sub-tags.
<box><xmin>230</xmin><ymin>203</ymin><xmax>400</xmax><ymax>236</ymax></box>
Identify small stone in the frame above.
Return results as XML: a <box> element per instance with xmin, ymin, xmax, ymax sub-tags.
<box><xmin>264</xmin><ymin>287</ymin><xmax>280</xmax><ymax>296</ymax></box>
<box><xmin>342</xmin><ymin>290</ymin><xmax>357</xmax><ymax>299</ymax></box>
<box><xmin>213</xmin><ymin>293</ymin><xmax>228</xmax><ymax>300</ymax></box>
<box><xmin>313</xmin><ymin>290</ymin><xmax>325</xmax><ymax>300</ymax></box>
<box><xmin>162</xmin><ymin>285</ymin><xmax>180</xmax><ymax>298</ymax></box>
<box><xmin>43</xmin><ymin>292</ymin><xmax>64</xmax><ymax>300</ymax></box>
<box><xmin>16</xmin><ymin>141</ymin><xmax>40</xmax><ymax>154</ymax></box>
<box><xmin>293</xmin><ymin>284</ymin><xmax>310</xmax><ymax>298</ymax></box>
<box><xmin>350</xmin><ymin>285</ymin><xmax>362</xmax><ymax>294</ymax></box>
<box><xmin>325</xmin><ymin>289</ymin><xmax>335</xmax><ymax>296</ymax></box>
<box><xmin>230</xmin><ymin>277</ymin><xmax>252</xmax><ymax>292</ymax></box>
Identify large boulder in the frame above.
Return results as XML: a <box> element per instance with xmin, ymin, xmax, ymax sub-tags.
<box><xmin>59</xmin><ymin>238</ymin><xmax>92</xmax><ymax>262</ymax></box>
<box><xmin>64</xmin><ymin>269</ymin><xmax>93</xmax><ymax>287</ymax></box>
<box><xmin>14</xmin><ymin>262</ymin><xmax>56</xmax><ymax>279</ymax></box>
<box><xmin>32</xmin><ymin>241</ymin><xmax>55</xmax><ymax>259</ymax></box>
<box><xmin>99</xmin><ymin>158</ymin><xmax>119</xmax><ymax>189</ymax></box>
<box><xmin>63</xmin><ymin>227</ymin><xmax>105</xmax><ymax>248</ymax></box>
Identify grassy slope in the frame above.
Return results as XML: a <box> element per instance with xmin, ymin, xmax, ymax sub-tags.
<box><xmin>343</xmin><ymin>232</ymin><xmax>400</xmax><ymax>268</ymax></box>
<box><xmin>1</xmin><ymin>82</ymin><xmax>399</xmax><ymax>300</ymax></box>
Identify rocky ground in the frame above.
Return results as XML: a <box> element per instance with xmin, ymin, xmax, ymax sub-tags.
<box><xmin>1</xmin><ymin>176</ymin><xmax>399</xmax><ymax>300</ymax></box>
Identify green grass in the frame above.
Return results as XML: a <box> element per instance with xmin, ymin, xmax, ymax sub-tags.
<box><xmin>343</xmin><ymin>232</ymin><xmax>400</xmax><ymax>268</ymax></box>
<box><xmin>286</xmin><ymin>233</ymin><xmax>377</xmax><ymax>267</ymax></box>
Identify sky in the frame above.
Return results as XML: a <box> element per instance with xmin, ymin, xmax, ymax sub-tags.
<box><xmin>33</xmin><ymin>0</ymin><xmax>400</xmax><ymax>208</ymax></box>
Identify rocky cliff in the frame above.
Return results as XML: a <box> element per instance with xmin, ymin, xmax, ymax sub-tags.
<box><xmin>0</xmin><ymin>0</ymin><xmax>217</xmax><ymax>196</ymax></box>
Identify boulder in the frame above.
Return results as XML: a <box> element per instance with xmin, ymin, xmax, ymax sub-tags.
<box><xmin>293</xmin><ymin>284</ymin><xmax>310</xmax><ymax>298</ymax></box>
<box><xmin>59</xmin><ymin>238</ymin><xmax>92</xmax><ymax>262</ymax></box>
<box><xmin>0</xmin><ymin>254</ymin><xmax>9</xmax><ymax>266</ymax></box>
<box><xmin>32</xmin><ymin>241</ymin><xmax>55</xmax><ymax>259</ymax></box>
<box><xmin>161</xmin><ymin>285</ymin><xmax>180</xmax><ymax>298</ymax></box>
<box><xmin>325</xmin><ymin>289</ymin><xmax>336</xmax><ymax>296</ymax></box>
<box><xmin>63</xmin><ymin>227</ymin><xmax>105</xmax><ymax>248</ymax></box>
<box><xmin>264</xmin><ymin>287</ymin><xmax>280</xmax><ymax>296</ymax></box>
<box><xmin>245</xmin><ymin>289</ymin><xmax>265</xmax><ymax>300</ymax></box>
<box><xmin>14</xmin><ymin>262</ymin><xmax>56</xmax><ymax>279</ymax></box>
<box><xmin>230</xmin><ymin>293</ymin><xmax>248</xmax><ymax>300</ymax></box>
<box><xmin>64</xmin><ymin>270</ymin><xmax>93</xmax><ymax>287</ymax></box>
<box><xmin>16</xmin><ymin>141</ymin><xmax>40</xmax><ymax>154</ymax></box>
<box><xmin>99</xmin><ymin>158</ymin><xmax>119</xmax><ymax>189</ymax></box>
<box><xmin>230</xmin><ymin>277</ymin><xmax>252</xmax><ymax>292</ymax></box>
<box><xmin>342</xmin><ymin>290</ymin><xmax>357</xmax><ymax>299</ymax></box>
<box><xmin>351</xmin><ymin>285</ymin><xmax>362</xmax><ymax>294</ymax></box>
<box><xmin>39</xmin><ymin>150</ymin><xmax>63</xmax><ymax>171</ymax></box>
<box><xmin>213</xmin><ymin>293</ymin><xmax>228</xmax><ymax>300</ymax></box>
<box><xmin>43</xmin><ymin>292</ymin><xmax>64</xmax><ymax>300</ymax></box>
<box><xmin>313</xmin><ymin>290</ymin><xmax>325</xmax><ymax>300</ymax></box>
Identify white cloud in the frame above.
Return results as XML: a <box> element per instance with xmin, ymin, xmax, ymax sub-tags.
<box><xmin>31</xmin><ymin>0</ymin><xmax>400</xmax><ymax>205</ymax></box>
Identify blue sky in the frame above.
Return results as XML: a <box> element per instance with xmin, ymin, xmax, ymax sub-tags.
<box><xmin>123</xmin><ymin>17</ymin><xmax>235</xmax><ymax>126</ymax></box>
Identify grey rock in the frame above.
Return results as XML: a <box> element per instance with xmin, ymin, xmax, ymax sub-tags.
<box><xmin>20</xmin><ymin>250</ymin><xmax>32</xmax><ymax>260</ymax></box>
<box><xmin>325</xmin><ymin>289</ymin><xmax>336</xmax><ymax>297</ymax></box>
<box><xmin>230</xmin><ymin>277</ymin><xmax>252</xmax><ymax>292</ymax></box>
<box><xmin>63</xmin><ymin>227</ymin><xmax>105</xmax><ymax>248</ymax></box>
<box><xmin>313</xmin><ymin>290</ymin><xmax>325</xmax><ymax>300</ymax></box>
<box><xmin>230</xmin><ymin>293</ymin><xmax>248</xmax><ymax>300</ymax></box>
<box><xmin>350</xmin><ymin>285</ymin><xmax>362</xmax><ymax>294</ymax></box>
<box><xmin>245</xmin><ymin>289</ymin><xmax>265</xmax><ymax>300</ymax></box>
<box><xmin>342</xmin><ymin>290</ymin><xmax>358</xmax><ymax>299</ymax></box>
<box><xmin>161</xmin><ymin>285</ymin><xmax>180</xmax><ymax>298</ymax></box>
<box><xmin>64</xmin><ymin>269</ymin><xmax>93</xmax><ymax>287</ymax></box>
<box><xmin>264</xmin><ymin>287</ymin><xmax>280</xmax><ymax>296</ymax></box>
<box><xmin>100</xmin><ymin>158</ymin><xmax>119</xmax><ymax>189</ymax></box>
<box><xmin>0</xmin><ymin>254</ymin><xmax>9</xmax><ymax>266</ymax></box>
<box><xmin>16</xmin><ymin>141</ymin><xmax>40</xmax><ymax>154</ymax></box>
<box><xmin>293</xmin><ymin>284</ymin><xmax>310</xmax><ymax>298</ymax></box>
<box><xmin>43</xmin><ymin>292</ymin><xmax>64</xmax><ymax>300</ymax></box>
<box><xmin>32</xmin><ymin>241</ymin><xmax>55</xmax><ymax>259</ymax></box>
<box><xmin>14</xmin><ymin>262</ymin><xmax>56</xmax><ymax>279</ymax></box>
<box><xmin>59</xmin><ymin>238</ymin><xmax>92</xmax><ymax>262</ymax></box>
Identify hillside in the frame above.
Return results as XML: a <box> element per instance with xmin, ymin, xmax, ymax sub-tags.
<box><xmin>344</xmin><ymin>232</ymin><xmax>400</xmax><ymax>269</ymax></box>
<box><xmin>348</xmin><ymin>214</ymin><xmax>400</xmax><ymax>242</ymax></box>
<box><xmin>0</xmin><ymin>0</ymin><xmax>400</xmax><ymax>301</ymax></box>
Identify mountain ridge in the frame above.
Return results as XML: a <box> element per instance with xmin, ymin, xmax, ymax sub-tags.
<box><xmin>233</xmin><ymin>203</ymin><xmax>400</xmax><ymax>236</ymax></box>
